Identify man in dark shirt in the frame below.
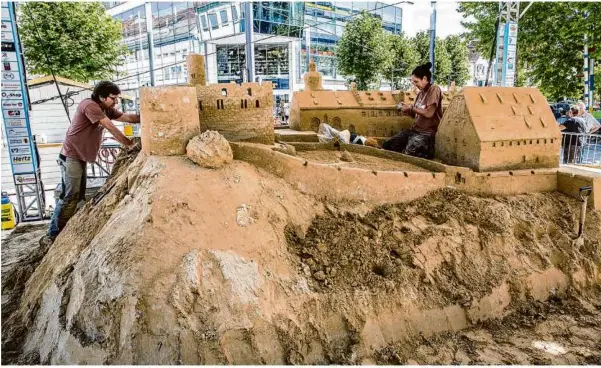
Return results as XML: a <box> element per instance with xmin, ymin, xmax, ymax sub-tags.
<box><xmin>41</xmin><ymin>81</ymin><xmax>140</xmax><ymax>245</ymax></box>
<box><xmin>560</xmin><ymin>105</ymin><xmax>587</xmax><ymax>164</ymax></box>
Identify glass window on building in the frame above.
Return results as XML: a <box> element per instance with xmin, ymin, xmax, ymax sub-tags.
<box><xmin>220</xmin><ymin>9</ymin><xmax>229</xmax><ymax>24</ymax></box>
<box><xmin>232</xmin><ymin>5</ymin><xmax>239</xmax><ymax>22</ymax></box>
<box><xmin>200</xmin><ymin>14</ymin><xmax>209</xmax><ymax>30</ymax></box>
<box><xmin>208</xmin><ymin>12</ymin><xmax>219</xmax><ymax>29</ymax></box>
<box><xmin>251</xmin><ymin>2</ymin><xmax>304</xmax><ymax>38</ymax></box>
<box><xmin>217</xmin><ymin>45</ymin><xmax>246</xmax><ymax>83</ymax></box>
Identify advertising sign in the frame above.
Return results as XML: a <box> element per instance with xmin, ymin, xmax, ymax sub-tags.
<box><xmin>501</xmin><ymin>22</ymin><xmax>518</xmax><ymax>87</ymax></box>
<box><xmin>1</xmin><ymin>2</ymin><xmax>39</xmax><ymax>182</ymax></box>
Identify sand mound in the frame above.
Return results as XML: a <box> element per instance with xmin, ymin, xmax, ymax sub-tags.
<box><xmin>2</xmin><ymin>150</ymin><xmax>600</xmax><ymax>364</ymax></box>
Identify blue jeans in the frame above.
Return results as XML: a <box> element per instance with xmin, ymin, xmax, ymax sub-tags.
<box><xmin>48</xmin><ymin>155</ymin><xmax>87</xmax><ymax>238</ymax></box>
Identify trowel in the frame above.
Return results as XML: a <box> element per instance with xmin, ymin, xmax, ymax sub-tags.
<box><xmin>574</xmin><ymin>186</ymin><xmax>592</xmax><ymax>240</ymax></box>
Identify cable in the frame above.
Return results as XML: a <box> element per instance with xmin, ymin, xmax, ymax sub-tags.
<box><xmin>30</xmin><ymin>1</ymin><xmax>406</xmax><ymax>105</ymax></box>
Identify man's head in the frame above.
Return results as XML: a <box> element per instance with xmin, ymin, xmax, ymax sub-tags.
<box><xmin>577</xmin><ymin>101</ymin><xmax>587</xmax><ymax>116</ymax></box>
<box><xmin>568</xmin><ymin>105</ymin><xmax>579</xmax><ymax>117</ymax></box>
<box><xmin>411</xmin><ymin>62</ymin><xmax>432</xmax><ymax>90</ymax></box>
<box><xmin>92</xmin><ymin>81</ymin><xmax>121</xmax><ymax>109</ymax></box>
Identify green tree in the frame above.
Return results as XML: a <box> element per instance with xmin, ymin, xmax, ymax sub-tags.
<box><xmin>458</xmin><ymin>2</ymin><xmax>601</xmax><ymax>101</ymax></box>
<box><xmin>385</xmin><ymin>32</ymin><xmax>419</xmax><ymax>90</ymax></box>
<box><xmin>336</xmin><ymin>11</ymin><xmax>392</xmax><ymax>90</ymax></box>
<box><xmin>18</xmin><ymin>2</ymin><xmax>128</xmax><ymax>82</ymax></box>
<box><xmin>413</xmin><ymin>31</ymin><xmax>451</xmax><ymax>86</ymax></box>
<box><xmin>444</xmin><ymin>35</ymin><xmax>470</xmax><ymax>86</ymax></box>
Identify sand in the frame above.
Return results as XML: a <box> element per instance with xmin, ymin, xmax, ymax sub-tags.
<box><xmin>295</xmin><ymin>149</ymin><xmax>429</xmax><ymax>172</ymax></box>
<box><xmin>1</xmin><ymin>149</ymin><xmax>600</xmax><ymax>365</ymax></box>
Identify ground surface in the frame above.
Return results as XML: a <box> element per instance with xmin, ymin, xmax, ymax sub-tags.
<box><xmin>1</xmin><ymin>149</ymin><xmax>600</xmax><ymax>365</ymax></box>
<box><xmin>294</xmin><ymin>149</ymin><xmax>429</xmax><ymax>172</ymax></box>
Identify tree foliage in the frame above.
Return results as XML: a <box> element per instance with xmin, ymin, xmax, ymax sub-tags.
<box><xmin>385</xmin><ymin>32</ymin><xmax>419</xmax><ymax>90</ymax></box>
<box><xmin>444</xmin><ymin>35</ymin><xmax>470</xmax><ymax>87</ymax></box>
<box><xmin>18</xmin><ymin>2</ymin><xmax>128</xmax><ymax>82</ymax></box>
<box><xmin>458</xmin><ymin>2</ymin><xmax>601</xmax><ymax>101</ymax></box>
<box><xmin>413</xmin><ymin>31</ymin><xmax>451</xmax><ymax>86</ymax></box>
<box><xmin>336</xmin><ymin>11</ymin><xmax>392</xmax><ymax>90</ymax></box>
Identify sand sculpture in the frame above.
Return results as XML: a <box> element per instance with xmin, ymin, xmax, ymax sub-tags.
<box><xmin>186</xmin><ymin>54</ymin><xmax>274</xmax><ymax>144</ymax></box>
<box><xmin>290</xmin><ymin>63</ymin><xmax>458</xmax><ymax>137</ymax></box>
<box><xmin>435</xmin><ymin>87</ymin><xmax>561</xmax><ymax>171</ymax></box>
<box><xmin>2</xmin><ymin>56</ymin><xmax>601</xmax><ymax>365</ymax></box>
<box><xmin>304</xmin><ymin>59</ymin><xmax>323</xmax><ymax>91</ymax></box>
<box><xmin>195</xmin><ymin>81</ymin><xmax>274</xmax><ymax>144</ymax></box>
<box><xmin>186</xmin><ymin>53</ymin><xmax>207</xmax><ymax>87</ymax></box>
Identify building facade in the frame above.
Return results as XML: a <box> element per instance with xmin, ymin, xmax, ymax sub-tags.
<box><xmin>104</xmin><ymin>1</ymin><xmax>403</xmax><ymax>106</ymax></box>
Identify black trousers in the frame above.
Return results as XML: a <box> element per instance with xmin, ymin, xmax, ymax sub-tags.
<box><xmin>382</xmin><ymin>130</ymin><xmax>435</xmax><ymax>159</ymax></box>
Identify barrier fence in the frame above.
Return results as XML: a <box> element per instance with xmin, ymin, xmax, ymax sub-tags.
<box><xmin>561</xmin><ymin>132</ymin><xmax>601</xmax><ymax>167</ymax></box>
<box><xmin>89</xmin><ymin>142</ymin><xmax>122</xmax><ymax>178</ymax></box>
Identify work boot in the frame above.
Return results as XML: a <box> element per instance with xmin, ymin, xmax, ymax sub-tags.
<box><xmin>38</xmin><ymin>234</ymin><xmax>55</xmax><ymax>248</ymax></box>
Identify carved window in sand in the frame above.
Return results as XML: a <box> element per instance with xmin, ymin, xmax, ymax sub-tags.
<box><xmin>361</xmin><ymin>111</ymin><xmax>366</xmax><ymax>117</ymax></box>
<box><xmin>348</xmin><ymin>124</ymin><xmax>356</xmax><ymax>133</ymax></box>
<box><xmin>332</xmin><ymin>117</ymin><xmax>342</xmax><ymax>130</ymax></box>
<box><xmin>310</xmin><ymin>117</ymin><xmax>321</xmax><ymax>131</ymax></box>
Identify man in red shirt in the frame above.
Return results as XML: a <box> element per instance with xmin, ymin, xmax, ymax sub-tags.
<box><xmin>41</xmin><ymin>81</ymin><xmax>139</xmax><ymax>245</ymax></box>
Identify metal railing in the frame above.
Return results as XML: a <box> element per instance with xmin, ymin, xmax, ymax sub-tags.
<box><xmin>561</xmin><ymin>132</ymin><xmax>601</xmax><ymax>166</ymax></box>
<box><xmin>88</xmin><ymin>140</ymin><xmax>122</xmax><ymax>178</ymax></box>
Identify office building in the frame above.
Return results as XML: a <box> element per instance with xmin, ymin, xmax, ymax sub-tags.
<box><xmin>104</xmin><ymin>2</ymin><xmax>403</xmax><ymax>105</ymax></box>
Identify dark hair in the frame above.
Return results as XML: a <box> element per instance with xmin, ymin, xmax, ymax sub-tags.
<box><xmin>92</xmin><ymin>81</ymin><xmax>121</xmax><ymax>102</ymax></box>
<box><xmin>569</xmin><ymin>105</ymin><xmax>579</xmax><ymax>115</ymax></box>
<box><xmin>412</xmin><ymin>62</ymin><xmax>432</xmax><ymax>82</ymax></box>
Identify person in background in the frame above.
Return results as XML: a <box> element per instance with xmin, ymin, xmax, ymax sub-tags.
<box><xmin>40</xmin><ymin>81</ymin><xmax>140</xmax><ymax>246</ymax></box>
<box><xmin>284</xmin><ymin>102</ymin><xmax>290</xmax><ymax>124</ymax></box>
<box><xmin>577</xmin><ymin>101</ymin><xmax>601</xmax><ymax>133</ymax></box>
<box><xmin>560</xmin><ymin>105</ymin><xmax>587</xmax><ymax>164</ymax></box>
<box><xmin>382</xmin><ymin>62</ymin><xmax>442</xmax><ymax>159</ymax></box>
<box><xmin>278</xmin><ymin>100</ymin><xmax>286</xmax><ymax>124</ymax></box>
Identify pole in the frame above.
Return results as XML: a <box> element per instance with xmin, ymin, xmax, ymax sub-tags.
<box><xmin>589</xmin><ymin>58</ymin><xmax>594</xmax><ymax>112</ymax></box>
<box><xmin>244</xmin><ymin>1</ymin><xmax>255</xmax><ymax>83</ymax></box>
<box><xmin>305</xmin><ymin>24</ymin><xmax>311</xmax><ymax>72</ymax></box>
<box><xmin>584</xmin><ymin>34</ymin><xmax>589</xmax><ymax>109</ymax></box>
<box><xmin>145</xmin><ymin>2</ymin><xmax>156</xmax><ymax>86</ymax></box>
<box><xmin>429</xmin><ymin>1</ymin><xmax>436</xmax><ymax>82</ymax></box>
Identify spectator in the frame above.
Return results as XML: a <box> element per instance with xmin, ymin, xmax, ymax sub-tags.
<box><xmin>560</xmin><ymin>105</ymin><xmax>587</xmax><ymax>164</ymax></box>
<box><xmin>577</xmin><ymin>101</ymin><xmax>601</xmax><ymax>133</ymax></box>
<box><xmin>284</xmin><ymin>102</ymin><xmax>290</xmax><ymax>124</ymax></box>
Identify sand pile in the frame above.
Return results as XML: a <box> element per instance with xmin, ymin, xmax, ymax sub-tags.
<box><xmin>2</xmin><ymin>149</ymin><xmax>600</xmax><ymax>365</ymax></box>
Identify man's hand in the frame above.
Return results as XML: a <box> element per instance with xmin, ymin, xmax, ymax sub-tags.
<box><xmin>400</xmin><ymin>103</ymin><xmax>412</xmax><ymax>114</ymax></box>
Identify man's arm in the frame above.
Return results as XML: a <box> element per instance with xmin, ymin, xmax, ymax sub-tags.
<box><xmin>410</xmin><ymin>104</ymin><xmax>437</xmax><ymax>119</ymax></box>
<box><xmin>398</xmin><ymin>103</ymin><xmax>416</xmax><ymax>118</ymax></box>
<box><xmin>401</xmin><ymin>103</ymin><xmax>437</xmax><ymax>118</ymax></box>
<box><xmin>115</xmin><ymin>113</ymin><xmax>140</xmax><ymax>124</ymax></box>
<box><xmin>97</xmin><ymin>117</ymin><xmax>134</xmax><ymax>147</ymax></box>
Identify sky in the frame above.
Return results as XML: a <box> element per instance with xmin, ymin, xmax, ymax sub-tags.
<box><xmin>392</xmin><ymin>0</ymin><xmax>468</xmax><ymax>38</ymax></box>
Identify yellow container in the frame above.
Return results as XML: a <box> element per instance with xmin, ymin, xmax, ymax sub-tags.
<box><xmin>1</xmin><ymin>200</ymin><xmax>16</xmax><ymax>230</ymax></box>
<box><xmin>124</xmin><ymin>124</ymin><xmax>134</xmax><ymax>137</ymax></box>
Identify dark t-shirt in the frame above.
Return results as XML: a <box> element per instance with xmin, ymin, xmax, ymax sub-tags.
<box><xmin>411</xmin><ymin>83</ymin><xmax>443</xmax><ymax>136</ymax></box>
<box><xmin>61</xmin><ymin>98</ymin><xmax>123</xmax><ymax>162</ymax></box>
<box><xmin>561</xmin><ymin>117</ymin><xmax>587</xmax><ymax>147</ymax></box>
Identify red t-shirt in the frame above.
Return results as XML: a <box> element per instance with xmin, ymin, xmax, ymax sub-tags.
<box><xmin>61</xmin><ymin>98</ymin><xmax>122</xmax><ymax>162</ymax></box>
